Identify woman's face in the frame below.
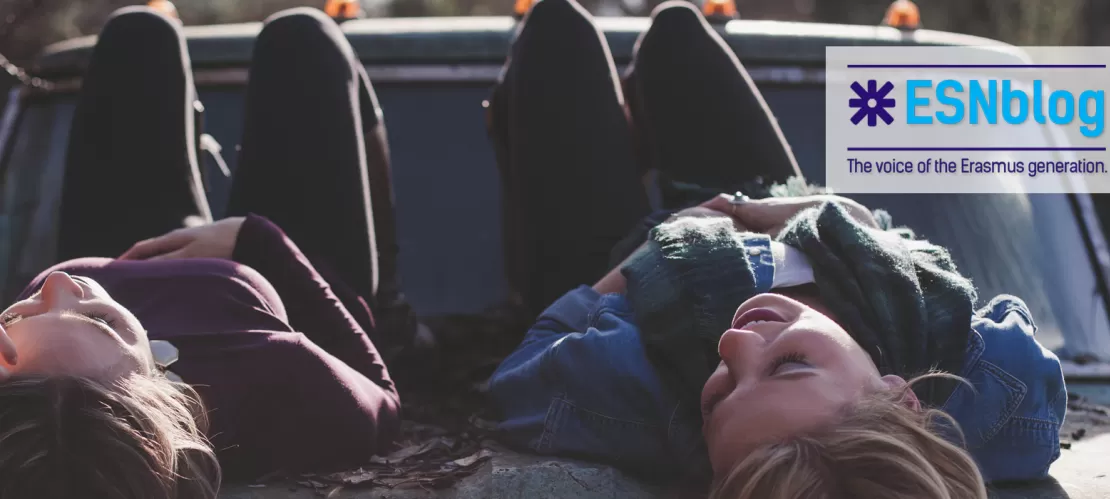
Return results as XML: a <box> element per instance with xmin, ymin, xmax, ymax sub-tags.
<box><xmin>0</xmin><ymin>272</ymin><xmax>152</xmax><ymax>382</ymax></box>
<box><xmin>701</xmin><ymin>291</ymin><xmax>903</xmax><ymax>474</ymax></box>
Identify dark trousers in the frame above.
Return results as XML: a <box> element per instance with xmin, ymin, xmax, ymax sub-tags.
<box><xmin>58</xmin><ymin>6</ymin><xmax>212</xmax><ymax>262</ymax></box>
<box><xmin>488</xmin><ymin>0</ymin><xmax>651</xmax><ymax>318</ymax></box>
<box><xmin>488</xmin><ymin>0</ymin><xmax>799</xmax><ymax>317</ymax></box>
<box><xmin>58</xmin><ymin>7</ymin><xmax>411</xmax><ymax>342</ymax></box>
<box><xmin>624</xmin><ymin>1</ymin><xmax>803</xmax><ymax>205</ymax></box>
<box><xmin>226</xmin><ymin>7</ymin><xmax>393</xmax><ymax>306</ymax></box>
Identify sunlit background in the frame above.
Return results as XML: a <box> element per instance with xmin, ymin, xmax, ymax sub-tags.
<box><xmin>0</xmin><ymin>0</ymin><xmax>1097</xmax><ymax>67</ymax></box>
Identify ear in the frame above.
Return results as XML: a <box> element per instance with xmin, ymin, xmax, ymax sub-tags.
<box><xmin>880</xmin><ymin>374</ymin><xmax>921</xmax><ymax>411</ymax></box>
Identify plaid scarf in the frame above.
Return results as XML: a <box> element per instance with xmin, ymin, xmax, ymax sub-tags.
<box><xmin>622</xmin><ymin>201</ymin><xmax>976</xmax><ymax>418</ymax></box>
<box><xmin>778</xmin><ymin>202</ymin><xmax>975</xmax><ymax>405</ymax></box>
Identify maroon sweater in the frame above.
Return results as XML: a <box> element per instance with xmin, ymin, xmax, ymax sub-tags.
<box><xmin>17</xmin><ymin>215</ymin><xmax>400</xmax><ymax>479</ymax></box>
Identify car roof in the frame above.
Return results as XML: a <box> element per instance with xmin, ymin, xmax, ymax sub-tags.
<box><xmin>32</xmin><ymin>16</ymin><xmax>1025</xmax><ymax>78</ymax></box>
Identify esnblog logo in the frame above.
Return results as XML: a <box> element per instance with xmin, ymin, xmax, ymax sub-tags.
<box><xmin>906</xmin><ymin>79</ymin><xmax>1104</xmax><ymax>138</ymax></box>
<box><xmin>849</xmin><ymin>80</ymin><xmax>896</xmax><ymax>127</ymax></box>
<box><xmin>826</xmin><ymin>47</ymin><xmax>1110</xmax><ymax>195</ymax></box>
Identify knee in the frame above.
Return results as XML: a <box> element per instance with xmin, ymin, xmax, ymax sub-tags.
<box><xmin>252</xmin><ymin>7</ymin><xmax>356</xmax><ymax>79</ymax></box>
<box><xmin>258</xmin><ymin>7</ymin><xmax>348</xmax><ymax>49</ymax></box>
<box><xmin>640</xmin><ymin>1</ymin><xmax>718</xmax><ymax>54</ymax></box>
<box><xmin>526</xmin><ymin>0</ymin><xmax>588</xmax><ymax>24</ymax></box>
<box><xmin>517</xmin><ymin>0</ymin><xmax>599</xmax><ymax>46</ymax></box>
<box><xmin>648</xmin><ymin>1</ymin><xmax>707</xmax><ymax>35</ymax></box>
<box><xmin>96</xmin><ymin>6</ymin><xmax>183</xmax><ymax>58</ymax></box>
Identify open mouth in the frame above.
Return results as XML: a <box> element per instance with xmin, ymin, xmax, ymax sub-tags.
<box><xmin>732</xmin><ymin>307</ymin><xmax>787</xmax><ymax>331</ymax></box>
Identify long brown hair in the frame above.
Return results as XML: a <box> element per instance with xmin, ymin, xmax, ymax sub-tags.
<box><xmin>710</xmin><ymin>375</ymin><xmax>987</xmax><ymax>499</ymax></box>
<box><xmin>0</xmin><ymin>373</ymin><xmax>220</xmax><ymax>498</ymax></box>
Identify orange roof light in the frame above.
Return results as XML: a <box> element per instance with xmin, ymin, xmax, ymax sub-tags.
<box><xmin>703</xmin><ymin>0</ymin><xmax>738</xmax><ymax>21</ymax></box>
<box><xmin>148</xmin><ymin>0</ymin><xmax>179</xmax><ymax>19</ymax></box>
<box><xmin>513</xmin><ymin>0</ymin><xmax>539</xmax><ymax>19</ymax></box>
<box><xmin>325</xmin><ymin>0</ymin><xmax>364</xmax><ymax>20</ymax></box>
<box><xmin>883</xmin><ymin>0</ymin><xmax>921</xmax><ymax>30</ymax></box>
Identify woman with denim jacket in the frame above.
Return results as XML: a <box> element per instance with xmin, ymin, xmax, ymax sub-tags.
<box><xmin>486</xmin><ymin>0</ymin><xmax>1065</xmax><ymax>496</ymax></box>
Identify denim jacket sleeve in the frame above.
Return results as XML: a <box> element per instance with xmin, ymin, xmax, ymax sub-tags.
<box><xmin>487</xmin><ymin>286</ymin><xmax>681</xmax><ymax>474</ymax></box>
<box><xmin>941</xmin><ymin>295</ymin><xmax>1067</xmax><ymax>483</ymax></box>
<box><xmin>489</xmin><ymin>233</ymin><xmax>780</xmax><ymax>477</ymax></box>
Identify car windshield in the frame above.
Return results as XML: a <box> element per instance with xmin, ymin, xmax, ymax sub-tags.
<box><xmin>1</xmin><ymin>77</ymin><xmax>1107</xmax><ymax>361</ymax></box>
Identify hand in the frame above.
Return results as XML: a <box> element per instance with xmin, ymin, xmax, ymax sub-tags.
<box><xmin>671</xmin><ymin>206</ymin><xmax>732</xmax><ymax>220</ymax></box>
<box><xmin>700</xmin><ymin>193</ymin><xmax>878</xmax><ymax>238</ymax></box>
<box><xmin>119</xmin><ymin>217</ymin><xmax>247</xmax><ymax>261</ymax></box>
<box><xmin>669</xmin><ymin>201</ymin><xmax>751</xmax><ymax>232</ymax></box>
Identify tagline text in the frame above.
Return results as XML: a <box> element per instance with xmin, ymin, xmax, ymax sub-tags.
<box><xmin>846</xmin><ymin>157</ymin><xmax>1107</xmax><ymax>177</ymax></box>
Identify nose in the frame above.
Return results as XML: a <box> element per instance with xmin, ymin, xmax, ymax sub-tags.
<box><xmin>40</xmin><ymin>272</ymin><xmax>85</xmax><ymax>307</ymax></box>
<box><xmin>717</xmin><ymin>328</ymin><xmax>765</xmax><ymax>378</ymax></box>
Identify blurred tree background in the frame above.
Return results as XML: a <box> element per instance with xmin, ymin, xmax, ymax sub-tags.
<box><xmin>0</xmin><ymin>0</ymin><xmax>1099</xmax><ymax>69</ymax></box>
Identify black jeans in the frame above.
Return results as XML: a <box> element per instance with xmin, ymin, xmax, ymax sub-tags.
<box><xmin>58</xmin><ymin>7</ymin><xmax>411</xmax><ymax>340</ymax></box>
<box><xmin>488</xmin><ymin>0</ymin><xmax>651</xmax><ymax>318</ymax></box>
<box><xmin>226</xmin><ymin>7</ymin><xmax>397</xmax><ymax>307</ymax></box>
<box><xmin>59</xmin><ymin>6</ymin><xmax>212</xmax><ymax>262</ymax></box>
<box><xmin>623</xmin><ymin>2</ymin><xmax>802</xmax><ymax>204</ymax></box>
<box><xmin>488</xmin><ymin>0</ymin><xmax>799</xmax><ymax>317</ymax></box>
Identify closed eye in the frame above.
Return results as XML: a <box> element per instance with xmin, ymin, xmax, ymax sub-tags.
<box><xmin>58</xmin><ymin>310</ymin><xmax>120</xmax><ymax>333</ymax></box>
<box><xmin>82</xmin><ymin>312</ymin><xmax>117</xmax><ymax>329</ymax></box>
<box><xmin>2</xmin><ymin>309</ymin><xmax>120</xmax><ymax>334</ymax></box>
<box><xmin>768</xmin><ymin>352</ymin><xmax>809</xmax><ymax>376</ymax></box>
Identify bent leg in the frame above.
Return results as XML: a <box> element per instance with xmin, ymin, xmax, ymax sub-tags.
<box><xmin>227</xmin><ymin>8</ymin><xmax>415</xmax><ymax>347</ymax></box>
<box><xmin>488</xmin><ymin>0</ymin><xmax>650</xmax><ymax>316</ymax></box>
<box><xmin>355</xmin><ymin>66</ymin><xmax>417</xmax><ymax>345</ymax></box>
<box><xmin>228</xmin><ymin>9</ymin><xmax>378</xmax><ymax>300</ymax></box>
<box><xmin>59</xmin><ymin>6</ymin><xmax>211</xmax><ymax>261</ymax></box>
<box><xmin>624</xmin><ymin>1</ymin><xmax>802</xmax><ymax>206</ymax></box>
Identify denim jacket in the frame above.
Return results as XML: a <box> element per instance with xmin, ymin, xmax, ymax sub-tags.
<box><xmin>489</xmin><ymin>233</ymin><xmax>1067</xmax><ymax>483</ymax></box>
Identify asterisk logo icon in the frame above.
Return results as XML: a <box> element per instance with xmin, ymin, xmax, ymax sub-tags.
<box><xmin>849</xmin><ymin>80</ymin><xmax>895</xmax><ymax>126</ymax></box>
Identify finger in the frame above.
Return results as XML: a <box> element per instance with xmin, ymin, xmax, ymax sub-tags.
<box><xmin>734</xmin><ymin>198</ymin><xmax>823</xmax><ymax>231</ymax></box>
<box><xmin>146</xmin><ymin>248</ymin><xmax>191</xmax><ymax>261</ymax></box>
<box><xmin>699</xmin><ymin>194</ymin><xmax>739</xmax><ymax>215</ymax></box>
<box><xmin>0</xmin><ymin>325</ymin><xmax>16</xmax><ymax>365</ymax></box>
<box><xmin>119</xmin><ymin>231</ymin><xmax>192</xmax><ymax>260</ymax></box>
<box><xmin>0</xmin><ymin>364</ymin><xmax>10</xmax><ymax>382</ymax></box>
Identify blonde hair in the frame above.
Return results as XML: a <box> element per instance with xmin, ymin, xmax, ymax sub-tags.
<box><xmin>710</xmin><ymin>375</ymin><xmax>987</xmax><ymax>499</ymax></box>
<box><xmin>0</xmin><ymin>373</ymin><xmax>220</xmax><ymax>499</ymax></box>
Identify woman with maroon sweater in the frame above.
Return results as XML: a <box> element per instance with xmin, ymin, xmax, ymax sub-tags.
<box><xmin>0</xmin><ymin>7</ymin><xmax>409</xmax><ymax>498</ymax></box>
